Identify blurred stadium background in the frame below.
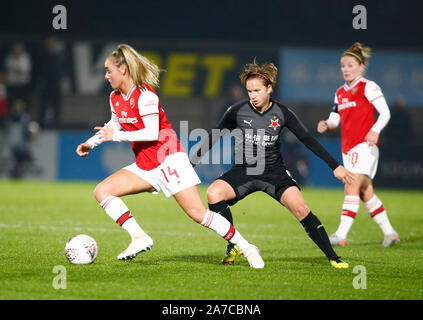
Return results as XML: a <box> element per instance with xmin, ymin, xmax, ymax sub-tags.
<box><xmin>0</xmin><ymin>0</ymin><xmax>422</xmax><ymax>189</ymax></box>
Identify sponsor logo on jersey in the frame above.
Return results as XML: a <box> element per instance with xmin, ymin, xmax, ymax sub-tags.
<box><xmin>245</xmin><ymin>132</ymin><xmax>278</xmax><ymax>146</ymax></box>
<box><xmin>338</xmin><ymin>100</ymin><xmax>357</xmax><ymax>111</ymax></box>
<box><xmin>119</xmin><ymin>109</ymin><xmax>138</xmax><ymax>123</ymax></box>
<box><xmin>118</xmin><ymin>117</ymin><xmax>138</xmax><ymax>124</ymax></box>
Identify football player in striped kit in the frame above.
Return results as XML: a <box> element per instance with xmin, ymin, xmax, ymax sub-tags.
<box><xmin>317</xmin><ymin>43</ymin><xmax>400</xmax><ymax>247</ymax></box>
<box><xmin>76</xmin><ymin>44</ymin><xmax>264</xmax><ymax>268</ymax></box>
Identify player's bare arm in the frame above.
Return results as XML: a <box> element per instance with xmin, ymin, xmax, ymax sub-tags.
<box><xmin>333</xmin><ymin>165</ymin><xmax>355</xmax><ymax>185</ymax></box>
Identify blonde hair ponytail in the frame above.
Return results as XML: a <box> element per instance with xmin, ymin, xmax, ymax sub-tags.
<box><xmin>343</xmin><ymin>42</ymin><xmax>372</xmax><ymax>66</ymax></box>
<box><xmin>109</xmin><ymin>44</ymin><xmax>160</xmax><ymax>88</ymax></box>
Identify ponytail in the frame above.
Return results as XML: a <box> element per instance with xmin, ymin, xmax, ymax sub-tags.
<box><xmin>109</xmin><ymin>44</ymin><xmax>161</xmax><ymax>88</ymax></box>
<box><xmin>343</xmin><ymin>42</ymin><xmax>371</xmax><ymax>66</ymax></box>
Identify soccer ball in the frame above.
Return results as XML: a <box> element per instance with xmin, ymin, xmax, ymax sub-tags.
<box><xmin>65</xmin><ymin>234</ymin><xmax>98</xmax><ymax>264</ymax></box>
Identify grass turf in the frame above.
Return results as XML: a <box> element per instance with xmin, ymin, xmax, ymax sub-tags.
<box><xmin>0</xmin><ymin>180</ymin><xmax>422</xmax><ymax>300</ymax></box>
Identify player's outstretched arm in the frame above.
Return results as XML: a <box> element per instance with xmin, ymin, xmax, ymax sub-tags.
<box><xmin>333</xmin><ymin>165</ymin><xmax>355</xmax><ymax>185</ymax></box>
<box><xmin>76</xmin><ymin>142</ymin><xmax>91</xmax><ymax>157</ymax></box>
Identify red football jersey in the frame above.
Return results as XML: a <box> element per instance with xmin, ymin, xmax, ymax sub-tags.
<box><xmin>109</xmin><ymin>84</ymin><xmax>185</xmax><ymax>170</ymax></box>
<box><xmin>334</xmin><ymin>77</ymin><xmax>383</xmax><ymax>154</ymax></box>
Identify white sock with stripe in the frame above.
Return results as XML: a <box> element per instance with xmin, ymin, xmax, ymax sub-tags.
<box><xmin>335</xmin><ymin>195</ymin><xmax>360</xmax><ymax>239</ymax></box>
<box><xmin>100</xmin><ymin>196</ymin><xmax>147</xmax><ymax>239</ymax></box>
<box><xmin>200</xmin><ymin>210</ymin><xmax>249</xmax><ymax>252</ymax></box>
<box><xmin>365</xmin><ymin>195</ymin><xmax>396</xmax><ymax>235</ymax></box>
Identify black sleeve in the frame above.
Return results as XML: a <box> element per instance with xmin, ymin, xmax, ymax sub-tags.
<box><xmin>215</xmin><ymin>105</ymin><xmax>238</xmax><ymax>131</ymax></box>
<box><xmin>284</xmin><ymin>107</ymin><xmax>340</xmax><ymax>170</ymax></box>
<box><xmin>190</xmin><ymin>105</ymin><xmax>238</xmax><ymax>165</ymax></box>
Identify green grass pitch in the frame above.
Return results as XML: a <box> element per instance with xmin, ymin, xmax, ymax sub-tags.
<box><xmin>0</xmin><ymin>180</ymin><xmax>422</xmax><ymax>300</ymax></box>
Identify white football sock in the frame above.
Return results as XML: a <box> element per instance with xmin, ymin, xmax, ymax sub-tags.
<box><xmin>365</xmin><ymin>195</ymin><xmax>396</xmax><ymax>235</ymax></box>
<box><xmin>200</xmin><ymin>210</ymin><xmax>249</xmax><ymax>251</ymax></box>
<box><xmin>100</xmin><ymin>196</ymin><xmax>147</xmax><ymax>239</ymax></box>
<box><xmin>335</xmin><ymin>195</ymin><xmax>360</xmax><ymax>239</ymax></box>
<box><xmin>335</xmin><ymin>215</ymin><xmax>355</xmax><ymax>239</ymax></box>
<box><xmin>373</xmin><ymin>211</ymin><xmax>396</xmax><ymax>235</ymax></box>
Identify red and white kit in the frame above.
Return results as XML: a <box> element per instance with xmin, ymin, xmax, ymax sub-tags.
<box><xmin>325</xmin><ymin>77</ymin><xmax>390</xmax><ymax>179</ymax></box>
<box><xmin>86</xmin><ymin>84</ymin><xmax>200</xmax><ymax>197</ymax></box>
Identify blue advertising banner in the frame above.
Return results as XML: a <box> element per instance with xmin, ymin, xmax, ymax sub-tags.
<box><xmin>58</xmin><ymin>131</ymin><xmax>135</xmax><ymax>181</ymax></box>
<box><xmin>57</xmin><ymin>131</ymin><xmax>232</xmax><ymax>184</ymax></box>
<box><xmin>305</xmin><ymin>138</ymin><xmax>344</xmax><ymax>188</ymax></box>
<box><xmin>56</xmin><ymin>132</ymin><xmax>423</xmax><ymax>189</ymax></box>
<box><xmin>279</xmin><ymin>47</ymin><xmax>423</xmax><ymax>106</ymax></box>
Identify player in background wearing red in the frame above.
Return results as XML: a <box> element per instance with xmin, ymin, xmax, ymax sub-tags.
<box><xmin>76</xmin><ymin>44</ymin><xmax>264</xmax><ymax>268</ymax></box>
<box><xmin>317</xmin><ymin>43</ymin><xmax>400</xmax><ymax>247</ymax></box>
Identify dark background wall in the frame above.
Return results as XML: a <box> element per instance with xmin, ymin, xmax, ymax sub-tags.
<box><xmin>2</xmin><ymin>0</ymin><xmax>422</xmax><ymax>132</ymax></box>
<box><xmin>2</xmin><ymin>0</ymin><xmax>422</xmax><ymax>49</ymax></box>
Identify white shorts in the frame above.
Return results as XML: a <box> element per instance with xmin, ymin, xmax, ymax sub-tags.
<box><xmin>342</xmin><ymin>142</ymin><xmax>379</xmax><ymax>179</ymax></box>
<box><xmin>124</xmin><ymin>152</ymin><xmax>201</xmax><ymax>198</ymax></box>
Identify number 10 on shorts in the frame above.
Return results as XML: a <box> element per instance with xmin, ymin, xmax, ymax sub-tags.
<box><xmin>161</xmin><ymin>166</ymin><xmax>180</xmax><ymax>183</ymax></box>
<box><xmin>351</xmin><ymin>152</ymin><xmax>358</xmax><ymax>166</ymax></box>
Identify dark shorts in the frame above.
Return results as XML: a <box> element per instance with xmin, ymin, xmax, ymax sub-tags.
<box><xmin>217</xmin><ymin>165</ymin><xmax>300</xmax><ymax>206</ymax></box>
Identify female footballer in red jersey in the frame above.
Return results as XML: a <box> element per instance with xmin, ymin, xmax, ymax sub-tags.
<box><xmin>317</xmin><ymin>43</ymin><xmax>400</xmax><ymax>247</ymax></box>
<box><xmin>76</xmin><ymin>44</ymin><xmax>264</xmax><ymax>268</ymax></box>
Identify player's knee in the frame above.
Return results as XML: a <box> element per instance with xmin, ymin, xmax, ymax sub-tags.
<box><xmin>359</xmin><ymin>183</ymin><xmax>373</xmax><ymax>202</ymax></box>
<box><xmin>93</xmin><ymin>182</ymin><xmax>111</xmax><ymax>203</ymax></box>
<box><xmin>294</xmin><ymin>204</ymin><xmax>310</xmax><ymax>220</ymax></box>
<box><xmin>93</xmin><ymin>184</ymin><xmax>102</xmax><ymax>202</ymax></box>
<box><xmin>186</xmin><ymin>207</ymin><xmax>205</xmax><ymax>224</ymax></box>
<box><xmin>206</xmin><ymin>186</ymin><xmax>225</xmax><ymax>203</ymax></box>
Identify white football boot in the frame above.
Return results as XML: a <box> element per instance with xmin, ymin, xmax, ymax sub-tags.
<box><xmin>243</xmin><ymin>244</ymin><xmax>265</xmax><ymax>269</ymax></box>
<box><xmin>117</xmin><ymin>234</ymin><xmax>154</xmax><ymax>261</ymax></box>
<box><xmin>382</xmin><ymin>232</ymin><xmax>400</xmax><ymax>247</ymax></box>
<box><xmin>329</xmin><ymin>234</ymin><xmax>347</xmax><ymax>247</ymax></box>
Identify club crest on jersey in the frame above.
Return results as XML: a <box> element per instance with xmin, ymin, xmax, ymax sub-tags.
<box><xmin>130</xmin><ymin>98</ymin><xmax>135</xmax><ymax>108</ymax></box>
<box><xmin>269</xmin><ymin>117</ymin><xmax>280</xmax><ymax>131</ymax></box>
<box><xmin>351</xmin><ymin>87</ymin><xmax>358</xmax><ymax>95</ymax></box>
